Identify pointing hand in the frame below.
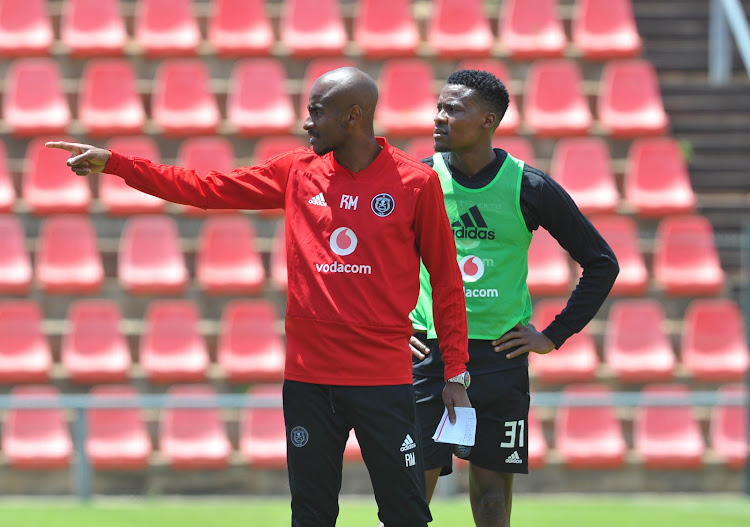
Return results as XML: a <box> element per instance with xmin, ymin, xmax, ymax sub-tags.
<box><xmin>45</xmin><ymin>141</ymin><xmax>111</xmax><ymax>176</ymax></box>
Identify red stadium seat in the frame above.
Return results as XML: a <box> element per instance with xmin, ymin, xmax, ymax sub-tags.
<box><xmin>240</xmin><ymin>385</ymin><xmax>286</xmax><ymax>468</ymax></box>
<box><xmin>598</xmin><ymin>60</ymin><xmax>669</xmax><ymax>137</ymax></box>
<box><xmin>624</xmin><ymin>138</ymin><xmax>696</xmax><ymax>218</ymax></box>
<box><xmin>528</xmin><ymin>407</ymin><xmax>547</xmax><ymax>469</ymax></box>
<box><xmin>550</xmin><ymin>138</ymin><xmax>619</xmax><ymax>215</ymax></box>
<box><xmin>0</xmin><ymin>140</ymin><xmax>15</xmax><ymax>212</ymax></box>
<box><xmin>555</xmin><ymin>384</ymin><xmax>626</xmax><ymax>469</ymax></box>
<box><xmin>140</xmin><ymin>301</ymin><xmax>208</xmax><ymax>383</ymax></box>
<box><xmin>428</xmin><ymin>0</ymin><xmax>493</xmax><ymax>58</ymax></box>
<box><xmin>530</xmin><ymin>299</ymin><xmax>598</xmax><ymax>384</ymax></box>
<box><xmin>0</xmin><ymin>215</ymin><xmax>32</xmax><ymax>294</ymax></box>
<box><xmin>118</xmin><ymin>215</ymin><xmax>188</xmax><ymax>295</ymax></box>
<box><xmin>0</xmin><ymin>0</ymin><xmax>53</xmax><ymax>56</ymax></box>
<box><xmin>36</xmin><ymin>215</ymin><xmax>103</xmax><ymax>294</ymax></box>
<box><xmin>572</xmin><ymin>0</ymin><xmax>641</xmax><ymax>60</ymax></box>
<box><xmin>2</xmin><ymin>386</ymin><xmax>72</xmax><ymax>469</ymax></box>
<box><xmin>218</xmin><ymin>300</ymin><xmax>284</xmax><ymax>383</ymax></box>
<box><xmin>79</xmin><ymin>60</ymin><xmax>145</xmax><ymax>136</ymax></box>
<box><xmin>590</xmin><ymin>216</ymin><xmax>648</xmax><ymax>296</ymax></box>
<box><xmin>604</xmin><ymin>300</ymin><xmax>675</xmax><ymax>383</ymax></box>
<box><xmin>299</xmin><ymin>59</ymin><xmax>357</xmax><ymax>118</ymax></box>
<box><xmin>681</xmin><ymin>300</ymin><xmax>749</xmax><ymax>382</ymax></box>
<box><xmin>160</xmin><ymin>385</ymin><xmax>231</xmax><ymax>469</ymax></box>
<box><xmin>86</xmin><ymin>385</ymin><xmax>151</xmax><ymax>470</ymax></box>
<box><xmin>228</xmin><ymin>59</ymin><xmax>295</xmax><ymax>136</ymax></box>
<box><xmin>459</xmin><ymin>59</ymin><xmax>520</xmax><ymax>135</ymax></box>
<box><xmin>4</xmin><ymin>59</ymin><xmax>70</xmax><ymax>136</ymax></box>
<box><xmin>208</xmin><ymin>0</ymin><xmax>273</xmax><ymax>57</ymax></box>
<box><xmin>175</xmin><ymin>137</ymin><xmax>237</xmax><ymax>216</ymax></box>
<box><xmin>254</xmin><ymin>136</ymin><xmax>307</xmax><ymax>164</ymax></box>
<box><xmin>62</xmin><ymin>300</ymin><xmax>131</xmax><ymax>384</ymax></box>
<box><xmin>376</xmin><ymin>60</ymin><xmax>436</xmax><ymax>137</ymax></box>
<box><xmin>270</xmin><ymin>221</ymin><xmax>288</xmax><ymax>291</ymax></box>
<box><xmin>0</xmin><ymin>301</ymin><xmax>50</xmax><ymax>383</ymax></box>
<box><xmin>527</xmin><ymin>228</ymin><xmax>571</xmax><ymax>296</ymax></box>
<box><xmin>280</xmin><ymin>0</ymin><xmax>347</xmax><ymax>58</ymax></box>
<box><xmin>634</xmin><ymin>384</ymin><xmax>705</xmax><ymax>469</ymax></box>
<box><xmin>23</xmin><ymin>138</ymin><xmax>91</xmax><ymax>214</ymax></box>
<box><xmin>152</xmin><ymin>60</ymin><xmax>220</xmax><ymax>136</ymax></box>
<box><xmin>197</xmin><ymin>216</ymin><xmax>265</xmax><ymax>295</ymax></box>
<box><xmin>495</xmin><ymin>137</ymin><xmax>536</xmax><ymax>166</ymax></box>
<box><xmin>101</xmin><ymin>137</ymin><xmax>166</xmax><ymax>215</ymax></box>
<box><xmin>354</xmin><ymin>0</ymin><xmax>419</xmax><ymax>59</ymax></box>
<box><xmin>61</xmin><ymin>0</ymin><xmax>127</xmax><ymax>57</ymax></box>
<box><xmin>499</xmin><ymin>0</ymin><xmax>566</xmax><ymax>60</ymax></box>
<box><xmin>709</xmin><ymin>384</ymin><xmax>747</xmax><ymax>470</ymax></box>
<box><xmin>523</xmin><ymin>60</ymin><xmax>592</xmax><ymax>137</ymax></box>
<box><xmin>653</xmin><ymin>216</ymin><xmax>725</xmax><ymax>296</ymax></box>
<box><xmin>135</xmin><ymin>0</ymin><xmax>200</xmax><ymax>57</ymax></box>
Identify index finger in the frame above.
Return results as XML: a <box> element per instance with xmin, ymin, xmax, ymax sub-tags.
<box><xmin>45</xmin><ymin>141</ymin><xmax>80</xmax><ymax>152</ymax></box>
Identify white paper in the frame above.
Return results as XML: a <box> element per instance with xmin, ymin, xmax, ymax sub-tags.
<box><xmin>432</xmin><ymin>407</ymin><xmax>477</xmax><ymax>446</ymax></box>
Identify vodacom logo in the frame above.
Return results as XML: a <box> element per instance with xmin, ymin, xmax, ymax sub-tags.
<box><xmin>459</xmin><ymin>255</ymin><xmax>484</xmax><ymax>282</ymax></box>
<box><xmin>330</xmin><ymin>227</ymin><xmax>358</xmax><ymax>256</ymax></box>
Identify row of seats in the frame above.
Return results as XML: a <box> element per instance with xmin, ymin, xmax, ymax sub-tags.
<box><xmin>0</xmin><ymin>215</ymin><xmax>286</xmax><ymax>295</ymax></box>
<box><xmin>1</xmin><ymin>0</ymin><xmax>641</xmax><ymax>60</ymax></box>
<box><xmin>2</xmin><ymin>134</ymin><xmax>693</xmax><ymax>218</ymax></box>
<box><xmin>0</xmin><ymin>296</ymin><xmax>745</xmax><ymax>385</ymax></box>
<box><xmin>0</xmin><ymin>212</ymin><xmax>725</xmax><ymax>298</ymax></box>
<box><xmin>2</xmin><ymin>57</ymin><xmax>667</xmax><ymax>138</ymax></box>
<box><xmin>0</xmin><ymin>299</ymin><xmax>285</xmax><ymax>384</ymax></box>
<box><xmin>529</xmin><ymin>298</ymin><xmax>747</xmax><ymax>384</ymax></box>
<box><xmin>0</xmin><ymin>383</ymin><xmax>745</xmax><ymax>471</ymax></box>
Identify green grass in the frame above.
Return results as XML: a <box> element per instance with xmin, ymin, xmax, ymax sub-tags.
<box><xmin>0</xmin><ymin>495</ymin><xmax>749</xmax><ymax>527</ymax></box>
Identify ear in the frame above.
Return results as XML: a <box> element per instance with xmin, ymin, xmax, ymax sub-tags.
<box><xmin>345</xmin><ymin>104</ymin><xmax>363</xmax><ymax>126</ymax></box>
<box><xmin>482</xmin><ymin>111</ymin><xmax>498</xmax><ymax>130</ymax></box>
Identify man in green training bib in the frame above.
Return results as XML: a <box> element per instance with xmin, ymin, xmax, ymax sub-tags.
<box><xmin>410</xmin><ymin>69</ymin><xmax>619</xmax><ymax>527</ymax></box>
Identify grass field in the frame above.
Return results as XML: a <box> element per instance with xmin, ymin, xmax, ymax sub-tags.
<box><xmin>1</xmin><ymin>495</ymin><xmax>749</xmax><ymax>527</ymax></box>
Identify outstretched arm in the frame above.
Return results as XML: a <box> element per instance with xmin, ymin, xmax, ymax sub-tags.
<box><xmin>46</xmin><ymin>140</ymin><xmax>290</xmax><ymax>211</ymax></box>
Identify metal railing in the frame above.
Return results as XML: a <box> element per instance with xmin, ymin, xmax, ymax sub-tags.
<box><xmin>709</xmin><ymin>0</ymin><xmax>750</xmax><ymax>83</ymax></box>
<box><xmin>0</xmin><ymin>390</ymin><xmax>746</xmax><ymax>501</ymax></box>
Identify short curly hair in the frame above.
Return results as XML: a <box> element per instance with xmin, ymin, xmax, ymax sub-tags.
<box><xmin>446</xmin><ymin>69</ymin><xmax>510</xmax><ymax>123</ymax></box>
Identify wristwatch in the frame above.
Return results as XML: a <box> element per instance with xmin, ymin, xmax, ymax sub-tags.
<box><xmin>446</xmin><ymin>371</ymin><xmax>471</xmax><ymax>389</ymax></box>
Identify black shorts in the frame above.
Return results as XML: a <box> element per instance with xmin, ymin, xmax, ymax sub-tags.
<box><xmin>414</xmin><ymin>365</ymin><xmax>530</xmax><ymax>476</ymax></box>
<box><xmin>283</xmin><ymin>380</ymin><xmax>431</xmax><ymax>527</ymax></box>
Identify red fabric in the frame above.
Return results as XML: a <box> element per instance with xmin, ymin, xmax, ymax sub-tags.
<box><xmin>105</xmin><ymin>138</ymin><xmax>468</xmax><ymax>384</ymax></box>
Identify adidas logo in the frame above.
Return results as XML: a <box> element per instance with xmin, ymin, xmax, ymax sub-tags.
<box><xmin>451</xmin><ymin>206</ymin><xmax>495</xmax><ymax>240</ymax></box>
<box><xmin>400</xmin><ymin>434</ymin><xmax>417</xmax><ymax>452</ymax></box>
<box><xmin>505</xmin><ymin>451</ymin><xmax>523</xmax><ymax>464</ymax></box>
<box><xmin>308</xmin><ymin>192</ymin><xmax>327</xmax><ymax>206</ymax></box>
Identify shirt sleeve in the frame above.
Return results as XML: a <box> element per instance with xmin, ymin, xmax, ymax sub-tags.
<box><xmin>413</xmin><ymin>172</ymin><xmax>469</xmax><ymax>380</ymax></box>
<box><xmin>103</xmin><ymin>149</ymin><xmax>294</xmax><ymax>210</ymax></box>
<box><xmin>520</xmin><ymin>166</ymin><xmax>619</xmax><ymax>348</ymax></box>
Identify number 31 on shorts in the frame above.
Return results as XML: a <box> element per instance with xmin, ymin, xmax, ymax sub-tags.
<box><xmin>500</xmin><ymin>420</ymin><xmax>525</xmax><ymax>448</ymax></box>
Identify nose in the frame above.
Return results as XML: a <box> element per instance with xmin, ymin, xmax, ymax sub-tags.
<box><xmin>303</xmin><ymin>116</ymin><xmax>313</xmax><ymax>131</ymax></box>
<box><xmin>434</xmin><ymin>109</ymin><xmax>447</xmax><ymax>124</ymax></box>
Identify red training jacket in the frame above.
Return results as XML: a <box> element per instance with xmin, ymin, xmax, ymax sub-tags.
<box><xmin>104</xmin><ymin>137</ymin><xmax>468</xmax><ymax>385</ymax></box>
